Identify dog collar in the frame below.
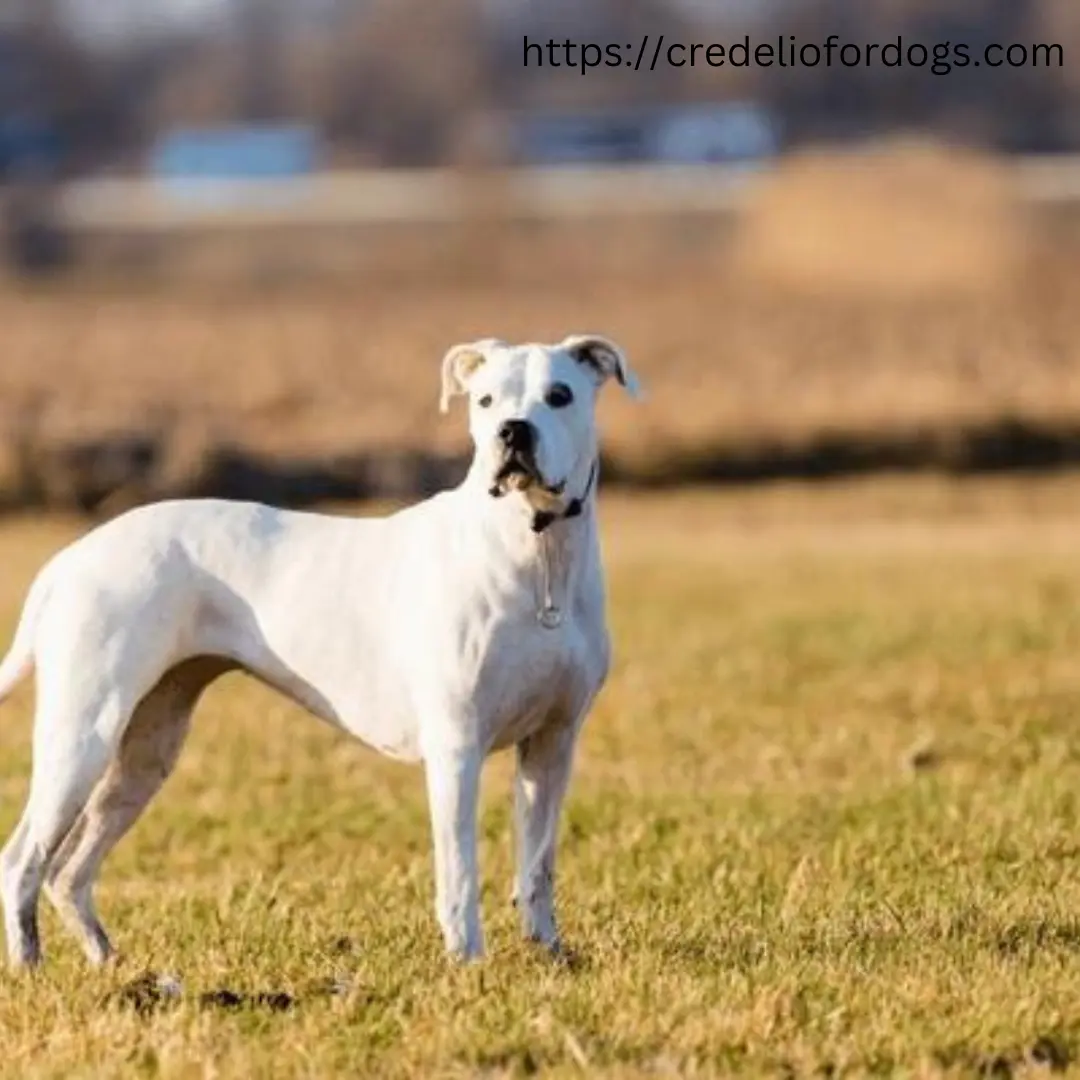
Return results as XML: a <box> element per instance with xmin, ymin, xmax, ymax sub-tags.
<box><xmin>530</xmin><ymin>461</ymin><xmax>598</xmax><ymax>629</ymax></box>
<box><xmin>530</xmin><ymin>461</ymin><xmax>598</xmax><ymax>535</ymax></box>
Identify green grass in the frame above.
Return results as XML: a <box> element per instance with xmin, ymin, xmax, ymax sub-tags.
<box><xmin>1</xmin><ymin>480</ymin><xmax>1080</xmax><ymax>1076</ymax></box>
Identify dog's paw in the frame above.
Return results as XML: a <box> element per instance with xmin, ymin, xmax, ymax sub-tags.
<box><xmin>528</xmin><ymin>932</ymin><xmax>561</xmax><ymax>955</ymax></box>
<box><xmin>446</xmin><ymin>944</ymin><xmax>485</xmax><ymax>964</ymax></box>
<box><xmin>444</xmin><ymin>932</ymin><xmax>485</xmax><ymax>963</ymax></box>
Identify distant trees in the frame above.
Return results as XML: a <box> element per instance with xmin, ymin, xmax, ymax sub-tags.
<box><xmin>9</xmin><ymin>0</ymin><xmax>1080</xmax><ymax>171</ymax></box>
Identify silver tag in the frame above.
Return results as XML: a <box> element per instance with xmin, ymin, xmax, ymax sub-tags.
<box><xmin>538</xmin><ymin>605</ymin><xmax>563</xmax><ymax>630</ymax></box>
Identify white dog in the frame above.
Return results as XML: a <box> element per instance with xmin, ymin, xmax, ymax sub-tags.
<box><xmin>0</xmin><ymin>334</ymin><xmax>639</xmax><ymax>969</ymax></box>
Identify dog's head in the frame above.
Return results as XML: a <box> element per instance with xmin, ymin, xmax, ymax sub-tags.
<box><xmin>440</xmin><ymin>335</ymin><xmax>641</xmax><ymax>507</ymax></box>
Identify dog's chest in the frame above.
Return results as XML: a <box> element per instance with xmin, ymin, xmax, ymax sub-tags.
<box><xmin>465</xmin><ymin>603</ymin><xmax>599</xmax><ymax>752</ymax></box>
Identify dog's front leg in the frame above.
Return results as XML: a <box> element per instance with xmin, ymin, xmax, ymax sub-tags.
<box><xmin>513</xmin><ymin>721</ymin><xmax>578</xmax><ymax>953</ymax></box>
<box><xmin>423</xmin><ymin>740</ymin><xmax>483</xmax><ymax>960</ymax></box>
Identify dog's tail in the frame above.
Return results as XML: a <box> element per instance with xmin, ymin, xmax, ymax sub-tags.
<box><xmin>0</xmin><ymin>559</ymin><xmax>56</xmax><ymax>705</ymax></box>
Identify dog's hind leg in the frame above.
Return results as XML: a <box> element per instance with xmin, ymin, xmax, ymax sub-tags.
<box><xmin>1</xmin><ymin>685</ymin><xmax>128</xmax><ymax>970</ymax></box>
<box><xmin>45</xmin><ymin>657</ymin><xmax>231</xmax><ymax>965</ymax></box>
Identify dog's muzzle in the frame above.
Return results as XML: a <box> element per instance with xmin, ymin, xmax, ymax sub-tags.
<box><xmin>489</xmin><ymin>456</ymin><xmax>538</xmax><ymax>497</ymax></box>
<box><xmin>489</xmin><ymin>456</ymin><xmax>563</xmax><ymax>498</ymax></box>
<box><xmin>486</xmin><ymin>420</ymin><xmax>592</xmax><ymax>532</ymax></box>
<box><xmin>489</xmin><ymin>420</ymin><xmax>552</xmax><ymax>498</ymax></box>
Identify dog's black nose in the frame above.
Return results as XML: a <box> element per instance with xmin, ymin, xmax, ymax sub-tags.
<box><xmin>497</xmin><ymin>419</ymin><xmax>534</xmax><ymax>454</ymax></box>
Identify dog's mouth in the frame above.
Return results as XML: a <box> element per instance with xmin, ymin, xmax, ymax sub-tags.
<box><xmin>488</xmin><ymin>455</ymin><xmax>565</xmax><ymax>500</ymax></box>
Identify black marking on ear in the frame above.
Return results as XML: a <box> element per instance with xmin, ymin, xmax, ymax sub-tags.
<box><xmin>568</xmin><ymin>338</ymin><xmax>626</xmax><ymax>387</ymax></box>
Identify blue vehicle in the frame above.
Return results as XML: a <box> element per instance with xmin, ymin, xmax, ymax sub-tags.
<box><xmin>0</xmin><ymin>112</ymin><xmax>63</xmax><ymax>179</ymax></box>
<box><xmin>0</xmin><ymin>32</ymin><xmax>63</xmax><ymax>180</ymax></box>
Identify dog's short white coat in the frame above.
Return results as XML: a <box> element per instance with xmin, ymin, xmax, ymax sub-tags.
<box><xmin>0</xmin><ymin>334</ymin><xmax>639</xmax><ymax>968</ymax></box>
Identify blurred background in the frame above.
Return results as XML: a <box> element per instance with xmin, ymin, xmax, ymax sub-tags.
<box><xmin>1</xmin><ymin>0</ymin><xmax>1080</xmax><ymax>513</ymax></box>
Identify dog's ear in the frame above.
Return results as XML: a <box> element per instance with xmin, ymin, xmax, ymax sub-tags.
<box><xmin>561</xmin><ymin>334</ymin><xmax>642</xmax><ymax>398</ymax></box>
<box><xmin>439</xmin><ymin>339</ymin><xmax>503</xmax><ymax>413</ymax></box>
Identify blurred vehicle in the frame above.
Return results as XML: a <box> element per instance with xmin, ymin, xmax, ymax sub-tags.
<box><xmin>0</xmin><ymin>112</ymin><xmax>63</xmax><ymax>180</ymax></box>
<box><xmin>149</xmin><ymin>124</ymin><xmax>323</xmax><ymax>207</ymax></box>
<box><xmin>0</xmin><ymin>31</ymin><xmax>69</xmax><ymax>275</ymax></box>
<box><xmin>512</xmin><ymin>110</ymin><xmax>649</xmax><ymax>165</ymax></box>
<box><xmin>151</xmin><ymin>125</ymin><xmax>322</xmax><ymax>182</ymax></box>
<box><xmin>649</xmin><ymin>103</ymin><xmax>781</xmax><ymax>164</ymax></box>
<box><xmin>0</xmin><ymin>31</ymin><xmax>63</xmax><ymax>180</ymax></box>
<box><xmin>512</xmin><ymin>103</ymin><xmax>780</xmax><ymax>166</ymax></box>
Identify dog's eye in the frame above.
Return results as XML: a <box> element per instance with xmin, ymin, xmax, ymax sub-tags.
<box><xmin>545</xmin><ymin>383</ymin><xmax>573</xmax><ymax>409</ymax></box>
<box><xmin>478</xmin><ymin>394</ymin><xmax>493</xmax><ymax>408</ymax></box>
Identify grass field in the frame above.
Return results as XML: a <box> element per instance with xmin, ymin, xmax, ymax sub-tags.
<box><xmin>0</xmin><ymin>479</ymin><xmax>1079</xmax><ymax>1076</ymax></box>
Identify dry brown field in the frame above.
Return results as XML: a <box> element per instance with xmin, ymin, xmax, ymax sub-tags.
<box><xmin>2</xmin><ymin>144</ymin><xmax>1080</xmax><ymax>511</ymax></box>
